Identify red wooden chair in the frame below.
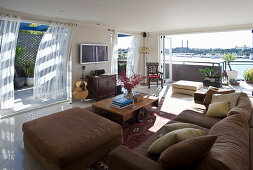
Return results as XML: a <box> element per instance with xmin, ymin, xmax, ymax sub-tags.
<box><xmin>146</xmin><ymin>62</ymin><xmax>163</xmax><ymax>88</ymax></box>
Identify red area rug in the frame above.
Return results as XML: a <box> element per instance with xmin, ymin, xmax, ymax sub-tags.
<box><xmin>86</xmin><ymin>98</ymin><xmax>177</xmax><ymax>170</ymax></box>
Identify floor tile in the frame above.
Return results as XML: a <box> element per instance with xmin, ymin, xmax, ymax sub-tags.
<box><xmin>1</xmin><ymin>147</ymin><xmax>37</xmax><ymax>170</ymax></box>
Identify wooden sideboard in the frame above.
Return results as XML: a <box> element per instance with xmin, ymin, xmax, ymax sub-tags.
<box><xmin>86</xmin><ymin>75</ymin><xmax>117</xmax><ymax>101</ymax></box>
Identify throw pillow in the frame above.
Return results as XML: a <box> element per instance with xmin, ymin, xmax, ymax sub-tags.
<box><xmin>147</xmin><ymin>128</ymin><xmax>205</xmax><ymax>154</ymax></box>
<box><xmin>203</xmin><ymin>87</ymin><xmax>235</xmax><ymax>106</ymax></box>
<box><xmin>161</xmin><ymin>122</ymin><xmax>200</xmax><ymax>136</ymax></box>
<box><xmin>158</xmin><ymin>135</ymin><xmax>217</xmax><ymax>169</ymax></box>
<box><xmin>211</xmin><ymin>93</ymin><xmax>240</xmax><ymax>110</ymax></box>
<box><xmin>206</xmin><ymin>102</ymin><xmax>229</xmax><ymax>117</ymax></box>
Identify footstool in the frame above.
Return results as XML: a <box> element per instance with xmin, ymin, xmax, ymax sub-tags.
<box><xmin>172</xmin><ymin>80</ymin><xmax>203</xmax><ymax>96</ymax></box>
<box><xmin>22</xmin><ymin>107</ymin><xmax>123</xmax><ymax>170</ymax></box>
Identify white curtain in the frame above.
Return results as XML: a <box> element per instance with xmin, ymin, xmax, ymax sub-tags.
<box><xmin>126</xmin><ymin>34</ymin><xmax>141</xmax><ymax>76</ymax></box>
<box><xmin>34</xmin><ymin>23</ymin><xmax>72</xmax><ymax>100</ymax></box>
<box><xmin>111</xmin><ymin>31</ymin><xmax>118</xmax><ymax>75</ymax></box>
<box><xmin>0</xmin><ymin>16</ymin><xmax>20</xmax><ymax>112</ymax></box>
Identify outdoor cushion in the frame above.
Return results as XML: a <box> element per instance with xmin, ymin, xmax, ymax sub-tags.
<box><xmin>203</xmin><ymin>87</ymin><xmax>235</xmax><ymax>105</ymax></box>
<box><xmin>211</xmin><ymin>93</ymin><xmax>240</xmax><ymax>110</ymax></box>
<box><xmin>172</xmin><ymin>80</ymin><xmax>203</xmax><ymax>91</ymax></box>
<box><xmin>172</xmin><ymin>88</ymin><xmax>196</xmax><ymax>96</ymax></box>
<box><xmin>22</xmin><ymin>107</ymin><xmax>123</xmax><ymax>169</ymax></box>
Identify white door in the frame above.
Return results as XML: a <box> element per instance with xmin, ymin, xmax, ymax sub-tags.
<box><xmin>160</xmin><ymin>36</ymin><xmax>172</xmax><ymax>83</ymax></box>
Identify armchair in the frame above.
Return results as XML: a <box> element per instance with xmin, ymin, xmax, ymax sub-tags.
<box><xmin>146</xmin><ymin>62</ymin><xmax>163</xmax><ymax>88</ymax></box>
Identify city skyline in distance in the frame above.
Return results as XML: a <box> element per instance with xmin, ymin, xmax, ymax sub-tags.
<box><xmin>170</xmin><ymin>30</ymin><xmax>252</xmax><ymax>49</ymax></box>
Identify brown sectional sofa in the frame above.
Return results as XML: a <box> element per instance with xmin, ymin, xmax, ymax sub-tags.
<box><xmin>109</xmin><ymin>93</ymin><xmax>253</xmax><ymax>170</ymax></box>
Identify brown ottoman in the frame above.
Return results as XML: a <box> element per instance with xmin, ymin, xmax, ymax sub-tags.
<box><xmin>22</xmin><ymin>107</ymin><xmax>123</xmax><ymax>170</ymax></box>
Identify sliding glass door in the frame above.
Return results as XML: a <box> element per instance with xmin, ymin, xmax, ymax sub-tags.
<box><xmin>160</xmin><ymin>36</ymin><xmax>172</xmax><ymax>82</ymax></box>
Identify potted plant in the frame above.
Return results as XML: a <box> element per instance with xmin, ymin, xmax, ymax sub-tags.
<box><xmin>118</xmin><ymin>70</ymin><xmax>147</xmax><ymax>99</ymax></box>
<box><xmin>199</xmin><ymin>67</ymin><xmax>222</xmax><ymax>87</ymax></box>
<box><xmin>14</xmin><ymin>46</ymin><xmax>26</xmax><ymax>89</ymax></box>
<box><xmin>222</xmin><ymin>53</ymin><xmax>237</xmax><ymax>80</ymax></box>
<box><xmin>243</xmin><ymin>68</ymin><xmax>253</xmax><ymax>84</ymax></box>
<box><xmin>23</xmin><ymin>59</ymin><xmax>35</xmax><ymax>87</ymax></box>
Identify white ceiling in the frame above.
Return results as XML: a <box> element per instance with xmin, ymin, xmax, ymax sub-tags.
<box><xmin>1</xmin><ymin>0</ymin><xmax>253</xmax><ymax>32</ymax></box>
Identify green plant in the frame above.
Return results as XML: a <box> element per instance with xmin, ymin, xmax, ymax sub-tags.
<box><xmin>243</xmin><ymin>68</ymin><xmax>253</xmax><ymax>81</ymax></box>
<box><xmin>222</xmin><ymin>53</ymin><xmax>237</xmax><ymax>71</ymax></box>
<box><xmin>199</xmin><ymin>68</ymin><xmax>221</xmax><ymax>78</ymax></box>
<box><xmin>23</xmin><ymin>59</ymin><xmax>35</xmax><ymax>78</ymax></box>
<box><xmin>15</xmin><ymin>46</ymin><xmax>25</xmax><ymax>68</ymax></box>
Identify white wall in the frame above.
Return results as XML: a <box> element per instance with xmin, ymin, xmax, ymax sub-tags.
<box><xmin>71</xmin><ymin>24</ymin><xmax>112</xmax><ymax>88</ymax></box>
<box><xmin>146</xmin><ymin>34</ymin><xmax>160</xmax><ymax>62</ymax></box>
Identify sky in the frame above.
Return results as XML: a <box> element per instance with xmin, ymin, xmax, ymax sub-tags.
<box><xmin>169</xmin><ymin>30</ymin><xmax>252</xmax><ymax>49</ymax></box>
<box><xmin>117</xmin><ymin>30</ymin><xmax>253</xmax><ymax>49</ymax></box>
<box><xmin>117</xmin><ymin>36</ymin><xmax>133</xmax><ymax>49</ymax></box>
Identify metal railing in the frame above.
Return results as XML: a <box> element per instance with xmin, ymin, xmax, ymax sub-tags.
<box><xmin>163</xmin><ymin>59</ymin><xmax>253</xmax><ymax>80</ymax></box>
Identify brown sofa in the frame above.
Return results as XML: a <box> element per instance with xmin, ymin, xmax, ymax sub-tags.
<box><xmin>109</xmin><ymin>93</ymin><xmax>253</xmax><ymax>170</ymax></box>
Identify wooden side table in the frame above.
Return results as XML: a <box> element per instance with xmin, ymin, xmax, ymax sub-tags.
<box><xmin>86</xmin><ymin>75</ymin><xmax>117</xmax><ymax>101</ymax></box>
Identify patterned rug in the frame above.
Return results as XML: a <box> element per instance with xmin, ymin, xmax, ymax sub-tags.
<box><xmin>86</xmin><ymin>98</ymin><xmax>177</xmax><ymax>170</ymax></box>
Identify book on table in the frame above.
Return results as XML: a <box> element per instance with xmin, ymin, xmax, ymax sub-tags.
<box><xmin>111</xmin><ymin>97</ymin><xmax>133</xmax><ymax>109</ymax></box>
<box><xmin>110</xmin><ymin>103</ymin><xmax>133</xmax><ymax>109</ymax></box>
<box><xmin>112</xmin><ymin>97</ymin><xmax>133</xmax><ymax>106</ymax></box>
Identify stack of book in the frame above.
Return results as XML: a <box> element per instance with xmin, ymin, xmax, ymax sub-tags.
<box><xmin>111</xmin><ymin>97</ymin><xmax>133</xmax><ymax>109</ymax></box>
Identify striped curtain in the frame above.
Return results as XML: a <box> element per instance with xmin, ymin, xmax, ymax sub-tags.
<box><xmin>0</xmin><ymin>16</ymin><xmax>20</xmax><ymax>115</ymax></box>
<box><xmin>33</xmin><ymin>23</ymin><xmax>72</xmax><ymax>100</ymax></box>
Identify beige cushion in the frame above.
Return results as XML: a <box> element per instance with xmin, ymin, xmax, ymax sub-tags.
<box><xmin>172</xmin><ymin>80</ymin><xmax>203</xmax><ymax>91</ymax></box>
<box><xmin>211</xmin><ymin>93</ymin><xmax>240</xmax><ymax>110</ymax></box>
<box><xmin>203</xmin><ymin>87</ymin><xmax>236</xmax><ymax>106</ymax></box>
<box><xmin>162</xmin><ymin>122</ymin><xmax>200</xmax><ymax>136</ymax></box>
<box><xmin>158</xmin><ymin>135</ymin><xmax>217</xmax><ymax>169</ymax></box>
<box><xmin>147</xmin><ymin>128</ymin><xmax>205</xmax><ymax>154</ymax></box>
<box><xmin>172</xmin><ymin>88</ymin><xmax>196</xmax><ymax>96</ymax></box>
<box><xmin>206</xmin><ymin>102</ymin><xmax>229</xmax><ymax>117</ymax></box>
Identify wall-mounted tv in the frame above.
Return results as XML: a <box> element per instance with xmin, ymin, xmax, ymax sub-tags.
<box><xmin>80</xmin><ymin>44</ymin><xmax>108</xmax><ymax>64</ymax></box>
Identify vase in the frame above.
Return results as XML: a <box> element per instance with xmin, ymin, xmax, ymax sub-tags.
<box><xmin>26</xmin><ymin>77</ymin><xmax>34</xmax><ymax>87</ymax></box>
<box><xmin>125</xmin><ymin>90</ymin><xmax>133</xmax><ymax>99</ymax></box>
<box><xmin>227</xmin><ymin>70</ymin><xmax>238</xmax><ymax>81</ymax></box>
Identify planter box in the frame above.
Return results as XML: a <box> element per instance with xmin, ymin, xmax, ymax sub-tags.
<box><xmin>246</xmin><ymin>80</ymin><xmax>253</xmax><ymax>84</ymax></box>
<box><xmin>227</xmin><ymin>70</ymin><xmax>238</xmax><ymax>80</ymax></box>
<box><xmin>14</xmin><ymin>77</ymin><xmax>26</xmax><ymax>89</ymax></box>
<box><xmin>203</xmin><ymin>77</ymin><xmax>222</xmax><ymax>88</ymax></box>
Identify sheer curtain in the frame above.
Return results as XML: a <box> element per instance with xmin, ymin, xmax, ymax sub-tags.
<box><xmin>0</xmin><ymin>16</ymin><xmax>20</xmax><ymax>114</ymax></box>
<box><xmin>111</xmin><ymin>31</ymin><xmax>118</xmax><ymax>75</ymax></box>
<box><xmin>126</xmin><ymin>34</ymin><xmax>141</xmax><ymax>76</ymax></box>
<box><xmin>34</xmin><ymin>23</ymin><xmax>72</xmax><ymax>100</ymax></box>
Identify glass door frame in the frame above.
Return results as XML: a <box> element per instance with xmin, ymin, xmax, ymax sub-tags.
<box><xmin>160</xmin><ymin>35</ymin><xmax>173</xmax><ymax>83</ymax></box>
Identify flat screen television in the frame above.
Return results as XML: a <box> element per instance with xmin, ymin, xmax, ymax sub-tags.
<box><xmin>80</xmin><ymin>44</ymin><xmax>108</xmax><ymax>64</ymax></box>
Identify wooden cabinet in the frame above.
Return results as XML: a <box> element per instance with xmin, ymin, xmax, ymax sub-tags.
<box><xmin>86</xmin><ymin>75</ymin><xmax>117</xmax><ymax>101</ymax></box>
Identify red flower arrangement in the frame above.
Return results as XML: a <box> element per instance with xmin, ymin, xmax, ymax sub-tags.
<box><xmin>118</xmin><ymin>71</ymin><xmax>147</xmax><ymax>98</ymax></box>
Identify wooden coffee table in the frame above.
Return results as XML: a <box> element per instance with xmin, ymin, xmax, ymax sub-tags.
<box><xmin>92</xmin><ymin>94</ymin><xmax>159</xmax><ymax>125</ymax></box>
